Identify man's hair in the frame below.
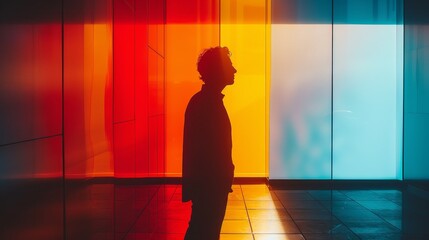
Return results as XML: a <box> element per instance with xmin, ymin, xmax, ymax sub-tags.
<box><xmin>197</xmin><ymin>46</ymin><xmax>231</xmax><ymax>83</ymax></box>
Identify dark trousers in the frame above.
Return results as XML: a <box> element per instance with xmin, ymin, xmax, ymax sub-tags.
<box><xmin>184</xmin><ymin>191</ymin><xmax>229</xmax><ymax>240</ymax></box>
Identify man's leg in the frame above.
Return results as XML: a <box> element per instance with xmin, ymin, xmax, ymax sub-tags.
<box><xmin>207</xmin><ymin>192</ymin><xmax>228</xmax><ymax>239</ymax></box>
<box><xmin>184</xmin><ymin>198</ymin><xmax>203</xmax><ymax>240</ymax></box>
<box><xmin>184</xmin><ymin>191</ymin><xmax>229</xmax><ymax>240</ymax></box>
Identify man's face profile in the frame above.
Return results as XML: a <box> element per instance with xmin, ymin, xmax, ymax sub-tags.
<box><xmin>221</xmin><ymin>57</ymin><xmax>237</xmax><ymax>86</ymax></box>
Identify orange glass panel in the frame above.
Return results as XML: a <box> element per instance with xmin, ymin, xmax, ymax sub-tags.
<box><xmin>148</xmin><ymin>50</ymin><xmax>164</xmax><ymax>116</ymax></box>
<box><xmin>91</xmin><ymin>1</ymin><xmax>114</xmax><ymax>176</ymax></box>
<box><xmin>64</xmin><ymin>0</ymin><xmax>113</xmax><ymax>178</ymax></box>
<box><xmin>165</xmin><ymin>0</ymin><xmax>220</xmax><ymax>177</ymax></box>
<box><xmin>148</xmin><ymin>116</ymin><xmax>165</xmax><ymax>176</ymax></box>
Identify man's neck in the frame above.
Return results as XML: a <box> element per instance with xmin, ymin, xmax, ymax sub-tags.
<box><xmin>203</xmin><ymin>83</ymin><xmax>226</xmax><ymax>93</ymax></box>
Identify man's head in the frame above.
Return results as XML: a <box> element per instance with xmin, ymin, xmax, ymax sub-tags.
<box><xmin>197</xmin><ymin>47</ymin><xmax>237</xmax><ymax>87</ymax></box>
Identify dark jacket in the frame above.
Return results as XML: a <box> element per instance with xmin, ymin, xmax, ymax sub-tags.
<box><xmin>182</xmin><ymin>85</ymin><xmax>235</xmax><ymax>202</ymax></box>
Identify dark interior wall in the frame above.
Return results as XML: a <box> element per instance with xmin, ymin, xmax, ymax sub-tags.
<box><xmin>0</xmin><ymin>0</ymin><xmax>165</xmax><ymax>238</ymax></box>
<box><xmin>0</xmin><ymin>0</ymin><xmax>63</xmax><ymax>180</ymax></box>
<box><xmin>63</xmin><ymin>0</ymin><xmax>164</xmax><ymax>179</ymax></box>
<box><xmin>404</xmin><ymin>0</ymin><xmax>429</xmax><ymax>180</ymax></box>
<box><xmin>0</xmin><ymin>1</ymin><xmax>64</xmax><ymax>239</ymax></box>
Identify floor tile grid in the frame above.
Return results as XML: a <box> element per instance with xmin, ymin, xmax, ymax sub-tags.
<box><xmin>240</xmin><ymin>185</ymin><xmax>256</xmax><ymax>240</ymax></box>
<box><xmin>312</xmin><ymin>190</ymin><xmax>402</xmax><ymax>238</ymax></box>
<box><xmin>220</xmin><ymin>185</ymin><xmax>253</xmax><ymax>239</ymax></box>
<box><xmin>338</xmin><ymin>190</ymin><xmax>403</xmax><ymax>234</ymax></box>
<box><xmin>240</xmin><ymin>185</ymin><xmax>306</xmax><ymax>239</ymax></box>
<box><xmin>269</xmin><ymin>189</ymin><xmax>304</xmax><ymax>237</ymax></box>
<box><xmin>123</xmin><ymin>185</ymin><xmax>406</xmax><ymax>239</ymax></box>
<box><xmin>121</xmin><ymin>185</ymin><xmax>162</xmax><ymax>240</ymax></box>
<box><xmin>273</xmin><ymin>190</ymin><xmax>362</xmax><ymax>239</ymax></box>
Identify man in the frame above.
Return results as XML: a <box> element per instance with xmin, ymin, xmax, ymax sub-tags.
<box><xmin>182</xmin><ymin>47</ymin><xmax>237</xmax><ymax>240</ymax></box>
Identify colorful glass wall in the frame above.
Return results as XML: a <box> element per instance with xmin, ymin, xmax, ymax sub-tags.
<box><xmin>63</xmin><ymin>0</ymin><xmax>165</xmax><ymax>178</ymax></box>
<box><xmin>4</xmin><ymin>1</ymin><xmax>429</xmax><ymax>239</ymax></box>
<box><xmin>165</xmin><ymin>0</ymin><xmax>269</xmax><ymax>178</ymax></box>
<box><xmin>270</xmin><ymin>0</ymin><xmax>403</xmax><ymax>180</ymax></box>
<box><xmin>1</xmin><ymin>0</ymin><xmax>409</xmax><ymax>184</ymax></box>
<box><xmin>42</xmin><ymin>0</ymin><xmax>268</xmax><ymax>180</ymax></box>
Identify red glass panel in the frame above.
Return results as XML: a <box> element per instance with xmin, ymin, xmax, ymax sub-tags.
<box><xmin>148</xmin><ymin>0</ymin><xmax>165</xmax><ymax>56</ymax></box>
<box><xmin>63</xmin><ymin>11</ymin><xmax>87</xmax><ymax>178</ymax></box>
<box><xmin>114</xmin><ymin>121</ymin><xmax>136</xmax><ymax>177</ymax></box>
<box><xmin>166</xmin><ymin>0</ymin><xmax>220</xmax><ymax>24</ymax></box>
<box><xmin>135</xmin><ymin>0</ymin><xmax>150</xmax><ymax>177</ymax></box>
<box><xmin>113</xmin><ymin>0</ymin><xmax>135</xmax><ymax>123</ymax></box>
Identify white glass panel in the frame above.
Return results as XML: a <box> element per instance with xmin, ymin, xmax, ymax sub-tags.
<box><xmin>270</xmin><ymin>23</ymin><xmax>332</xmax><ymax>179</ymax></box>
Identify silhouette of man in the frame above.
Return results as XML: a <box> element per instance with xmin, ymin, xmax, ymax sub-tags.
<box><xmin>182</xmin><ymin>46</ymin><xmax>237</xmax><ymax>240</ymax></box>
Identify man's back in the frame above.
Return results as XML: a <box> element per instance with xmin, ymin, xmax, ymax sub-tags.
<box><xmin>182</xmin><ymin>85</ymin><xmax>234</xmax><ymax>202</ymax></box>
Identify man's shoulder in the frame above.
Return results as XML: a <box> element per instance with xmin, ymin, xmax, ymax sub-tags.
<box><xmin>185</xmin><ymin>91</ymin><xmax>203</xmax><ymax>112</ymax></box>
<box><xmin>187</xmin><ymin>91</ymin><xmax>205</xmax><ymax>106</ymax></box>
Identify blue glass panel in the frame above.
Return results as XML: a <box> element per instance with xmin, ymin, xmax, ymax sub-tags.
<box><xmin>270</xmin><ymin>0</ymin><xmax>403</xmax><ymax>180</ymax></box>
<box><xmin>332</xmin><ymin>0</ymin><xmax>403</xmax><ymax>179</ymax></box>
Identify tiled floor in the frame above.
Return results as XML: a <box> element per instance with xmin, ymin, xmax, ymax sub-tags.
<box><xmin>3</xmin><ymin>182</ymin><xmax>429</xmax><ymax>239</ymax></box>
<box><xmin>106</xmin><ymin>183</ymin><xmax>429</xmax><ymax>240</ymax></box>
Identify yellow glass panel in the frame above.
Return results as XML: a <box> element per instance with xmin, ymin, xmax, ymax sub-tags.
<box><xmin>220</xmin><ymin>0</ymin><xmax>268</xmax><ymax>177</ymax></box>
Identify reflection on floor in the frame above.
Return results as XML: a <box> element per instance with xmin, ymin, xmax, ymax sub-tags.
<box><xmin>3</xmin><ymin>182</ymin><xmax>429</xmax><ymax>239</ymax></box>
